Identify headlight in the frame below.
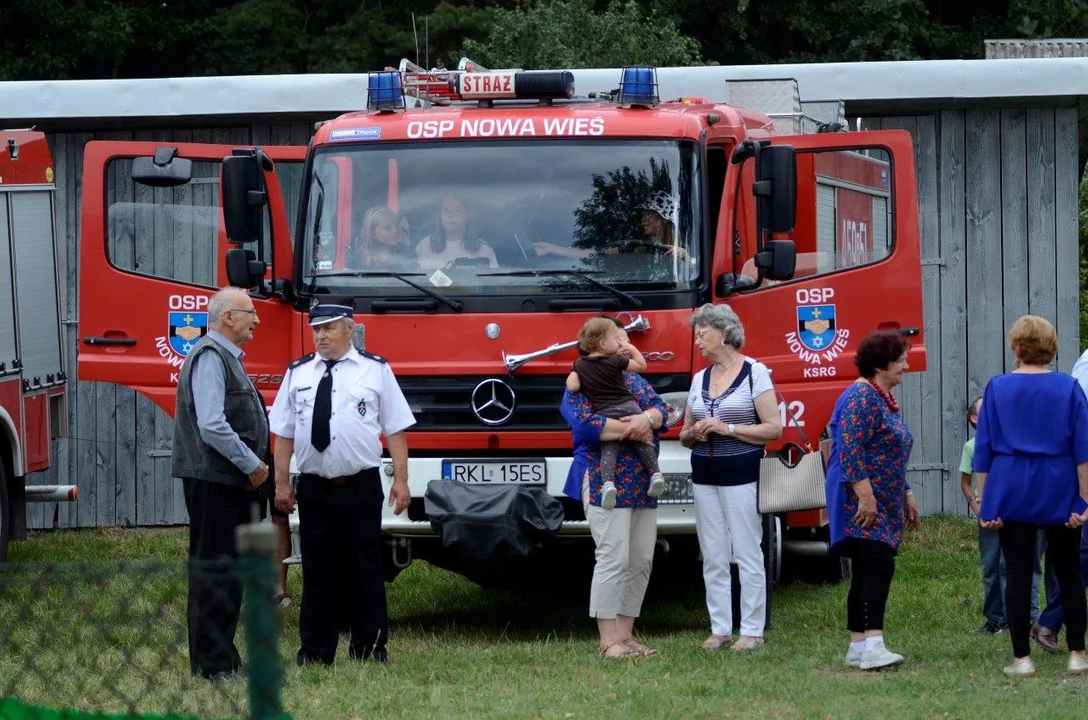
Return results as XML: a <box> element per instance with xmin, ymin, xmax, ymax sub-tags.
<box><xmin>660</xmin><ymin>391</ymin><xmax>688</xmax><ymax>428</ymax></box>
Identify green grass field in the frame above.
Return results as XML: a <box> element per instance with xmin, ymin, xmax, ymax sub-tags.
<box><xmin>4</xmin><ymin>516</ymin><xmax>1088</xmax><ymax>719</ymax></box>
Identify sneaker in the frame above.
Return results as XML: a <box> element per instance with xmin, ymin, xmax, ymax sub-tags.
<box><xmin>601</xmin><ymin>483</ymin><xmax>617</xmax><ymax>510</ymax></box>
<box><xmin>1068</xmin><ymin>655</ymin><xmax>1088</xmax><ymax>675</ymax></box>
<box><xmin>859</xmin><ymin>645</ymin><xmax>904</xmax><ymax>670</ymax></box>
<box><xmin>1003</xmin><ymin>657</ymin><xmax>1036</xmax><ymax>677</ymax></box>
<box><xmin>845</xmin><ymin>647</ymin><xmax>863</xmax><ymax>668</ymax></box>
<box><xmin>1030</xmin><ymin>623</ymin><xmax>1060</xmax><ymax>653</ymax></box>
<box><xmin>647</xmin><ymin>473</ymin><xmax>665</xmax><ymax>498</ymax></box>
<box><xmin>972</xmin><ymin>620</ymin><xmax>1004</xmax><ymax>635</ymax></box>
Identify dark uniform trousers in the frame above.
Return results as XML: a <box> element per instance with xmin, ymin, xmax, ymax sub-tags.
<box><xmin>183</xmin><ymin>477</ymin><xmax>263</xmax><ymax>678</ymax></box>
<box><xmin>296</xmin><ymin>467</ymin><xmax>388</xmax><ymax>664</ymax></box>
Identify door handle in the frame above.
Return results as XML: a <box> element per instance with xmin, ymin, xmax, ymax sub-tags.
<box><xmin>876</xmin><ymin>322</ymin><xmax>920</xmax><ymax>337</ymax></box>
<box><xmin>83</xmin><ymin>336</ymin><xmax>137</xmax><ymax>346</ymax></box>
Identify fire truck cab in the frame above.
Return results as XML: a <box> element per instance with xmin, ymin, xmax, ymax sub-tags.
<box><xmin>76</xmin><ymin>62</ymin><xmax>925</xmax><ymax>585</ymax></box>
<box><xmin>0</xmin><ymin>130</ymin><xmax>76</xmax><ymax>562</ymax></box>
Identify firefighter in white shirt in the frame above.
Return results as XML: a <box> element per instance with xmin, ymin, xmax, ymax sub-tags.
<box><xmin>269</xmin><ymin>300</ymin><xmax>415</xmax><ymax>666</ymax></box>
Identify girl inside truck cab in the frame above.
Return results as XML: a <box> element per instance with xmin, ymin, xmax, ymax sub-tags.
<box><xmin>415</xmin><ymin>195</ymin><xmax>499</xmax><ymax>272</ymax></box>
<box><xmin>533</xmin><ymin>191</ymin><xmax>693</xmax><ymax>269</ymax></box>
<box><xmin>349</xmin><ymin>205</ymin><xmax>417</xmax><ymax>271</ymax></box>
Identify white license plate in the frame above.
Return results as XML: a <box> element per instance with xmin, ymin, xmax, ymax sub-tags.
<box><xmin>441</xmin><ymin>459</ymin><xmax>546</xmax><ymax>484</ymax></box>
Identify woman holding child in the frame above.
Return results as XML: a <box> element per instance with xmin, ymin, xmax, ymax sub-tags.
<box><xmin>561</xmin><ymin>318</ymin><xmax>668</xmax><ymax>659</ymax></box>
<box><xmin>678</xmin><ymin>303</ymin><xmax>781</xmax><ymax>653</ymax></box>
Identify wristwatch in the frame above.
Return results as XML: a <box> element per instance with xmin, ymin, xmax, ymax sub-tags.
<box><xmin>644</xmin><ymin>413</ymin><xmax>656</xmax><ymax>429</ymax></box>
<box><xmin>727</xmin><ymin>423</ymin><xmax>736</xmax><ymax>436</ymax></box>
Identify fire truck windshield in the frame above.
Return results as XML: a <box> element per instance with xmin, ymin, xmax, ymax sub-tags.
<box><xmin>300</xmin><ymin>139</ymin><xmax>701</xmax><ymax>305</ymax></box>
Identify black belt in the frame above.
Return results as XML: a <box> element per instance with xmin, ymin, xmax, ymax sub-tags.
<box><xmin>299</xmin><ymin>468</ymin><xmax>379</xmax><ymax>486</ymax></box>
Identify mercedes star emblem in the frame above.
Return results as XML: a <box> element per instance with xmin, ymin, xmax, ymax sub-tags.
<box><xmin>471</xmin><ymin>378</ymin><xmax>517</xmax><ymax>426</ymax></box>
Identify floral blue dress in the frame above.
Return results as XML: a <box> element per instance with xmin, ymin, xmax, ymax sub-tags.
<box><xmin>825</xmin><ymin>382</ymin><xmax>914</xmax><ymax>552</ymax></box>
<box><xmin>560</xmin><ymin>373</ymin><xmax>669</xmax><ymax>509</ymax></box>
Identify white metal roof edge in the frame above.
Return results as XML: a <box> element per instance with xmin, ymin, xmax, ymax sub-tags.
<box><xmin>2</xmin><ymin>57</ymin><xmax>1087</xmax><ymax>121</ymax></box>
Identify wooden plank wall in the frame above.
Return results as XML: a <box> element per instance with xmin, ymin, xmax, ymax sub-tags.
<box><xmin>21</xmin><ymin>105</ymin><xmax>1083</xmax><ymax>526</ymax></box>
<box><xmin>862</xmin><ymin>106</ymin><xmax>1081</xmax><ymax>517</ymax></box>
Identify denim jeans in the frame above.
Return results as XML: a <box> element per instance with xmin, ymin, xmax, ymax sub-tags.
<box><xmin>980</xmin><ymin>527</ymin><xmax>1044</xmax><ymax>624</ymax></box>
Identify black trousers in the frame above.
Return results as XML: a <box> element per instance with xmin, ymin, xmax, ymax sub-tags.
<box><xmin>296</xmin><ymin>468</ymin><xmax>387</xmax><ymax>664</ymax></box>
<box><xmin>183</xmin><ymin>477</ymin><xmax>263</xmax><ymax>678</ymax></box>
<box><xmin>999</xmin><ymin>522</ymin><xmax>1086</xmax><ymax>657</ymax></box>
<box><xmin>840</xmin><ymin>538</ymin><xmax>896</xmax><ymax>633</ymax></box>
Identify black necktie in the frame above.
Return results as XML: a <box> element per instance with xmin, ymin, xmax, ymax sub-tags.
<box><xmin>311</xmin><ymin>359</ymin><xmax>339</xmax><ymax>452</ymax></box>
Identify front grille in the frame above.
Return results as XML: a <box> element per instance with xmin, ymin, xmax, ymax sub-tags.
<box><xmin>397</xmin><ymin>373</ymin><xmax>690</xmax><ymax>431</ymax></box>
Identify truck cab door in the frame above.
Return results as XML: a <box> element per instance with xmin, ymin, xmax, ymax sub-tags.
<box><xmin>77</xmin><ymin>142</ymin><xmax>306</xmax><ymax>414</ymax></box>
<box><xmin>719</xmin><ymin>130</ymin><xmax>926</xmax><ymax>442</ymax></box>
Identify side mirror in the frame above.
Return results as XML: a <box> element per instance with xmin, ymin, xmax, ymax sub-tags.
<box><xmin>754</xmin><ymin>145</ymin><xmax>797</xmax><ymax>234</ymax></box>
<box><xmin>225</xmin><ymin>248</ymin><xmax>267</xmax><ymax>289</ymax></box>
<box><xmin>131</xmin><ymin>147</ymin><xmax>193</xmax><ymax>188</ymax></box>
<box><xmin>222</xmin><ymin>153</ymin><xmax>267</xmax><ymax>244</ymax></box>
<box><xmin>753</xmin><ymin>240</ymin><xmax>797</xmax><ymax>281</ymax></box>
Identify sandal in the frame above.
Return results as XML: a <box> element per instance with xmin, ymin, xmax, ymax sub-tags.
<box><xmin>599</xmin><ymin>641</ymin><xmax>639</xmax><ymax>659</ymax></box>
<box><xmin>276</xmin><ymin>593</ymin><xmax>294</xmax><ymax>608</ymax></box>
<box><xmin>624</xmin><ymin>638</ymin><xmax>659</xmax><ymax>657</ymax></box>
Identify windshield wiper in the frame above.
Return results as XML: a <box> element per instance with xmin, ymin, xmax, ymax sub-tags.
<box><xmin>313</xmin><ymin>271</ymin><xmax>464</xmax><ymax>312</ymax></box>
<box><xmin>481</xmin><ymin>269</ymin><xmax>643</xmax><ymax>309</ymax></box>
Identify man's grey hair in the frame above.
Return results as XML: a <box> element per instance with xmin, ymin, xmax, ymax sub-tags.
<box><xmin>690</xmin><ymin>303</ymin><xmax>745</xmax><ymax>348</ymax></box>
<box><xmin>207</xmin><ymin>287</ymin><xmax>249</xmax><ymax>324</ymax></box>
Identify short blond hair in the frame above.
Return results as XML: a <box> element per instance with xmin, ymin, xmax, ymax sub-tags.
<box><xmin>1008</xmin><ymin>315</ymin><xmax>1058</xmax><ymax>366</ymax></box>
<box><xmin>578</xmin><ymin>317</ymin><xmax>618</xmax><ymax>354</ymax></box>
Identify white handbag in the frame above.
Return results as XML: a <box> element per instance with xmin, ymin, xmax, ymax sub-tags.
<box><xmin>756</xmin><ymin>391</ymin><xmax>828</xmax><ymax>515</ymax></box>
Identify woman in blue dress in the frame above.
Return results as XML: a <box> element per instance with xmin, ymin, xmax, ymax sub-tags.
<box><xmin>973</xmin><ymin>315</ymin><xmax>1088</xmax><ymax>677</ymax></box>
<box><xmin>825</xmin><ymin>330</ymin><xmax>919</xmax><ymax>671</ymax></box>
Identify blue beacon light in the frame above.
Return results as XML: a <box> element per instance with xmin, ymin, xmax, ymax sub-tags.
<box><xmin>617</xmin><ymin>66</ymin><xmax>659</xmax><ymax>106</ymax></box>
<box><xmin>367</xmin><ymin>71</ymin><xmax>406</xmax><ymax>112</ymax></box>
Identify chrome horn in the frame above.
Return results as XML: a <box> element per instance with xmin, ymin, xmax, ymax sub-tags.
<box><xmin>502</xmin><ymin>314</ymin><xmax>651</xmax><ymax>373</ymax></box>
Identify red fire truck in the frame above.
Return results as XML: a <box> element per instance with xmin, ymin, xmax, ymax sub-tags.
<box><xmin>0</xmin><ymin>130</ymin><xmax>78</xmax><ymax>562</ymax></box>
<box><xmin>76</xmin><ymin>62</ymin><xmax>925</xmax><ymax>585</ymax></box>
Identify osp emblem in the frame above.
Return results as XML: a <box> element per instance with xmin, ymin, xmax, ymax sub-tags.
<box><xmin>168</xmin><ymin>311</ymin><xmax>208</xmax><ymax>356</ymax></box>
<box><xmin>471</xmin><ymin>378</ymin><xmax>517</xmax><ymax>426</ymax></box>
<box><xmin>796</xmin><ymin>304</ymin><xmax>836</xmax><ymax>351</ymax></box>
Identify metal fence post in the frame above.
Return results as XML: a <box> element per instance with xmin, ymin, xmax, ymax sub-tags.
<box><xmin>236</xmin><ymin>517</ymin><xmax>284</xmax><ymax>720</ymax></box>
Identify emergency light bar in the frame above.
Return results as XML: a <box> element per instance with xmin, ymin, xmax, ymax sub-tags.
<box><xmin>367</xmin><ymin>71</ymin><xmax>406</xmax><ymax>111</ymax></box>
<box><xmin>617</xmin><ymin>66</ymin><xmax>659</xmax><ymax>106</ymax></box>
<box><xmin>454</xmin><ymin>70</ymin><xmax>575</xmax><ymax>101</ymax></box>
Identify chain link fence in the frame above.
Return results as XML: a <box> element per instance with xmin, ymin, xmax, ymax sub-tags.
<box><xmin>0</xmin><ymin>522</ymin><xmax>286</xmax><ymax>720</ymax></box>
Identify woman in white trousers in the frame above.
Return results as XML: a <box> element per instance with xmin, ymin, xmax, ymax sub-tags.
<box><xmin>679</xmin><ymin>303</ymin><xmax>782</xmax><ymax>652</ymax></box>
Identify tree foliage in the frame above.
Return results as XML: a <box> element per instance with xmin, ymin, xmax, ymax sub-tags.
<box><xmin>5</xmin><ymin>0</ymin><xmax>1088</xmax><ymax>80</ymax></box>
<box><xmin>461</xmin><ymin>0</ymin><xmax>703</xmax><ymax>69</ymax></box>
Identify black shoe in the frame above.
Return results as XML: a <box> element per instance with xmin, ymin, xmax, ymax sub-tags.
<box><xmin>296</xmin><ymin>653</ymin><xmax>333</xmax><ymax>667</ymax></box>
<box><xmin>350</xmin><ymin>645</ymin><xmax>388</xmax><ymax>664</ymax></box>
<box><xmin>204</xmin><ymin>669</ymin><xmax>240</xmax><ymax>683</ymax></box>
<box><xmin>972</xmin><ymin>620</ymin><xmax>1004</xmax><ymax>635</ymax></box>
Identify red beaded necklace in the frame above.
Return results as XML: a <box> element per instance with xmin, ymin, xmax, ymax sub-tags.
<box><xmin>866</xmin><ymin>377</ymin><xmax>900</xmax><ymax>413</ymax></box>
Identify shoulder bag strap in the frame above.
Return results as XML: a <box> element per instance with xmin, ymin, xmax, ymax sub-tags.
<box><xmin>751</xmin><ymin>361</ymin><xmax>814</xmax><ymax>453</ymax></box>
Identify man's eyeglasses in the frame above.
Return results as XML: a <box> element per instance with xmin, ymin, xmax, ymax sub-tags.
<box><xmin>229</xmin><ymin>308</ymin><xmax>258</xmax><ymax>316</ymax></box>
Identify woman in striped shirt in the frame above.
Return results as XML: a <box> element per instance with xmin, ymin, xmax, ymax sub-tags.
<box><xmin>679</xmin><ymin>303</ymin><xmax>782</xmax><ymax>652</ymax></box>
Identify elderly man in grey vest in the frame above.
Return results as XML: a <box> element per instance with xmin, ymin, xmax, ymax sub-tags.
<box><xmin>172</xmin><ymin>286</ymin><xmax>269</xmax><ymax>681</ymax></box>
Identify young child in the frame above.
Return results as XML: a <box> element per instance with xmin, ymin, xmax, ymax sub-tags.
<box><xmin>566</xmin><ymin>317</ymin><xmax>665</xmax><ymax>509</ymax></box>
<box><xmin>961</xmin><ymin>396</ymin><xmax>1008</xmax><ymax>633</ymax></box>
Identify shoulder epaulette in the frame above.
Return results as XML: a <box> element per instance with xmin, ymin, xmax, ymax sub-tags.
<box><xmin>288</xmin><ymin>352</ymin><xmax>316</xmax><ymax>369</ymax></box>
<box><xmin>359</xmin><ymin>350</ymin><xmax>388</xmax><ymax>364</ymax></box>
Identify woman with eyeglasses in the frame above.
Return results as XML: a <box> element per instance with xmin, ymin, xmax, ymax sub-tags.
<box><xmin>678</xmin><ymin>303</ymin><xmax>782</xmax><ymax>653</ymax></box>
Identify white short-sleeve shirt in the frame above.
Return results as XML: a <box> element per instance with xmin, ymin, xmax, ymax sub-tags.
<box><xmin>269</xmin><ymin>347</ymin><xmax>416</xmax><ymax>478</ymax></box>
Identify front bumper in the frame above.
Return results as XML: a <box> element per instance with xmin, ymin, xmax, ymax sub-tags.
<box><xmin>373</xmin><ymin>440</ymin><xmax>697</xmax><ymax>537</ymax></box>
